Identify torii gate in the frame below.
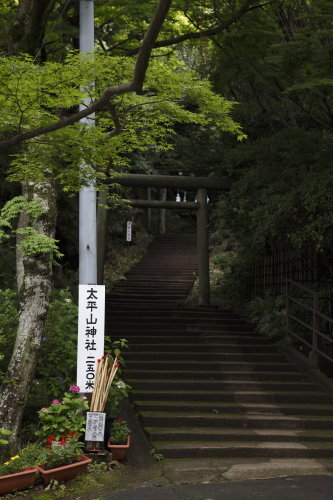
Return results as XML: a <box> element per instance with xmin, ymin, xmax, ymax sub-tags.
<box><xmin>104</xmin><ymin>174</ymin><xmax>233</xmax><ymax>306</ymax></box>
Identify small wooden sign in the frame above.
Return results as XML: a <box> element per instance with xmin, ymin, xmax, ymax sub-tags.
<box><xmin>126</xmin><ymin>221</ymin><xmax>132</xmax><ymax>241</ymax></box>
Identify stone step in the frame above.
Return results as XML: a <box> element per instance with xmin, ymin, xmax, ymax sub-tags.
<box><xmin>108</xmin><ymin>330</ymin><xmax>258</xmax><ymax>337</ymax></box>
<box><xmin>125</xmin><ymin>361</ymin><xmax>298</xmax><ymax>372</ymax></box>
<box><xmin>146</xmin><ymin>427</ymin><xmax>333</xmax><ymax>442</ymax></box>
<box><xmin>129</xmin><ymin>379</ymin><xmax>319</xmax><ymax>392</ymax></box>
<box><xmin>127</xmin><ymin>344</ymin><xmax>277</xmax><ymax>353</ymax></box>
<box><xmin>140</xmin><ymin>411</ymin><xmax>333</xmax><ymax>430</ymax></box>
<box><xmin>124</xmin><ymin>352</ymin><xmax>286</xmax><ymax>362</ymax></box>
<box><xmin>125</xmin><ymin>370</ymin><xmax>306</xmax><ymax>382</ymax></box>
<box><xmin>116</xmin><ymin>335</ymin><xmax>270</xmax><ymax>345</ymax></box>
<box><xmin>108</xmin><ymin>325</ymin><xmax>254</xmax><ymax>332</ymax></box>
<box><xmin>131</xmin><ymin>390</ymin><xmax>331</xmax><ymax>404</ymax></box>
<box><xmin>137</xmin><ymin>401</ymin><xmax>333</xmax><ymax>416</ymax></box>
<box><xmin>104</xmin><ymin>231</ymin><xmax>333</xmax><ymax>461</ymax></box>
<box><xmin>106</xmin><ymin>311</ymin><xmax>240</xmax><ymax>319</ymax></box>
<box><xmin>108</xmin><ymin>318</ymin><xmax>251</xmax><ymax>326</ymax></box>
<box><xmin>152</xmin><ymin>441</ymin><xmax>333</xmax><ymax>459</ymax></box>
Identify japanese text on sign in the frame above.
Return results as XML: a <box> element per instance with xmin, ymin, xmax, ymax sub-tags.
<box><xmin>85</xmin><ymin>412</ymin><xmax>106</xmax><ymax>442</ymax></box>
<box><xmin>126</xmin><ymin>221</ymin><xmax>132</xmax><ymax>242</ymax></box>
<box><xmin>77</xmin><ymin>285</ymin><xmax>105</xmax><ymax>392</ymax></box>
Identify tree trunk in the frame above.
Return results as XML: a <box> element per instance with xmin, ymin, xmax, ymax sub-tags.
<box><xmin>0</xmin><ymin>179</ymin><xmax>57</xmax><ymax>453</ymax></box>
<box><xmin>8</xmin><ymin>0</ymin><xmax>54</xmax><ymax>57</ymax></box>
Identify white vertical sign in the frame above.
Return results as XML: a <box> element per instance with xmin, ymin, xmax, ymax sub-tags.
<box><xmin>126</xmin><ymin>221</ymin><xmax>132</xmax><ymax>242</ymax></box>
<box><xmin>77</xmin><ymin>285</ymin><xmax>105</xmax><ymax>393</ymax></box>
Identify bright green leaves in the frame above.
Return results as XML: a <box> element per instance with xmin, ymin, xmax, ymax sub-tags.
<box><xmin>16</xmin><ymin>228</ymin><xmax>63</xmax><ymax>260</ymax></box>
<box><xmin>0</xmin><ymin>196</ymin><xmax>63</xmax><ymax>260</ymax></box>
<box><xmin>1</xmin><ymin>52</ymin><xmax>244</xmax><ymax>188</ymax></box>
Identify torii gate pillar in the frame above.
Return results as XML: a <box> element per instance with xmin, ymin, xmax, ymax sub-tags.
<box><xmin>197</xmin><ymin>188</ymin><xmax>210</xmax><ymax>306</ymax></box>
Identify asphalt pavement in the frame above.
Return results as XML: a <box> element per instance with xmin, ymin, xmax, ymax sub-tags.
<box><xmin>106</xmin><ymin>475</ymin><xmax>333</xmax><ymax>500</ymax></box>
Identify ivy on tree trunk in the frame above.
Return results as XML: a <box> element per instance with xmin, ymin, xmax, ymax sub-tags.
<box><xmin>0</xmin><ymin>179</ymin><xmax>57</xmax><ymax>452</ymax></box>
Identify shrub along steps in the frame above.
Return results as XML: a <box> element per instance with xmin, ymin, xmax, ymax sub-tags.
<box><xmin>106</xmin><ymin>232</ymin><xmax>333</xmax><ymax>459</ymax></box>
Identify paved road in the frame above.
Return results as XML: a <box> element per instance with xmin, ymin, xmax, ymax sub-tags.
<box><xmin>106</xmin><ymin>475</ymin><xmax>333</xmax><ymax>500</ymax></box>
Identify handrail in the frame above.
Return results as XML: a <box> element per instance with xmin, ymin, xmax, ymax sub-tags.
<box><xmin>286</xmin><ymin>279</ymin><xmax>333</xmax><ymax>364</ymax></box>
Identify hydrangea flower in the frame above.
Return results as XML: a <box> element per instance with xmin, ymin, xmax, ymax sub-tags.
<box><xmin>69</xmin><ymin>385</ymin><xmax>80</xmax><ymax>393</ymax></box>
<box><xmin>52</xmin><ymin>399</ymin><xmax>60</xmax><ymax>405</ymax></box>
<box><xmin>40</xmin><ymin>407</ymin><xmax>48</xmax><ymax>412</ymax></box>
<box><xmin>116</xmin><ymin>381</ymin><xmax>126</xmax><ymax>389</ymax></box>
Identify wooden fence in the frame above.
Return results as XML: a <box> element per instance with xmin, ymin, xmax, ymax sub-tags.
<box><xmin>233</xmin><ymin>248</ymin><xmax>319</xmax><ymax>298</ymax></box>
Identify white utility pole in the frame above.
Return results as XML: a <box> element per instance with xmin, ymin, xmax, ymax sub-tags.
<box><xmin>79</xmin><ymin>0</ymin><xmax>97</xmax><ymax>285</ymax></box>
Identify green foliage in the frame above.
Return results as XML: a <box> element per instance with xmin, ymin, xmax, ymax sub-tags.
<box><xmin>0</xmin><ymin>196</ymin><xmax>63</xmax><ymax>261</ymax></box>
<box><xmin>210</xmin><ymin>253</ymin><xmax>237</xmax><ymax>272</ymax></box>
<box><xmin>0</xmin><ymin>289</ymin><xmax>19</xmax><ymax>381</ymax></box>
<box><xmin>35</xmin><ymin>390</ymin><xmax>89</xmax><ymax>442</ymax></box>
<box><xmin>0</xmin><ymin>52</ymin><xmax>244</xmax><ymax>188</ymax></box>
<box><xmin>0</xmin><ymin>428</ymin><xmax>11</xmax><ymax>446</ymax></box>
<box><xmin>110</xmin><ymin>418</ymin><xmax>130</xmax><ymax>445</ymax></box>
<box><xmin>248</xmin><ymin>292</ymin><xmax>286</xmax><ymax>342</ymax></box>
<box><xmin>105</xmin><ymin>379</ymin><xmax>131</xmax><ymax>417</ymax></box>
<box><xmin>88</xmin><ymin>461</ymin><xmax>108</xmax><ymax>473</ymax></box>
<box><xmin>213</xmin><ymin>129</ymin><xmax>333</xmax><ymax>258</ymax></box>
<box><xmin>38</xmin><ymin>434</ymin><xmax>84</xmax><ymax>471</ymax></box>
<box><xmin>35</xmin><ymin>289</ymin><xmax>79</xmax><ymax>396</ymax></box>
<box><xmin>211</xmin><ymin>267</ymin><xmax>249</xmax><ymax>309</ymax></box>
<box><xmin>0</xmin><ymin>441</ymin><xmax>44</xmax><ymax>476</ymax></box>
<box><xmin>149</xmin><ymin>448</ymin><xmax>165</xmax><ymax>461</ymax></box>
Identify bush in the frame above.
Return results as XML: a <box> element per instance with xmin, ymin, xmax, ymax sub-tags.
<box><xmin>247</xmin><ymin>292</ymin><xmax>286</xmax><ymax>342</ymax></box>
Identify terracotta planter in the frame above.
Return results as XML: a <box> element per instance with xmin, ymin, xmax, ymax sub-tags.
<box><xmin>37</xmin><ymin>454</ymin><xmax>91</xmax><ymax>486</ymax></box>
<box><xmin>0</xmin><ymin>467</ymin><xmax>37</xmax><ymax>495</ymax></box>
<box><xmin>107</xmin><ymin>435</ymin><xmax>130</xmax><ymax>461</ymax></box>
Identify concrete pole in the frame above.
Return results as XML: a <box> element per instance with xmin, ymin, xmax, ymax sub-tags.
<box><xmin>197</xmin><ymin>188</ymin><xmax>210</xmax><ymax>306</ymax></box>
<box><xmin>79</xmin><ymin>0</ymin><xmax>97</xmax><ymax>285</ymax></box>
<box><xmin>97</xmin><ymin>190</ymin><xmax>108</xmax><ymax>285</ymax></box>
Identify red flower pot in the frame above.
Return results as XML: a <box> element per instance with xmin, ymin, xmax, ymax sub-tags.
<box><xmin>0</xmin><ymin>467</ymin><xmax>37</xmax><ymax>495</ymax></box>
<box><xmin>37</xmin><ymin>454</ymin><xmax>91</xmax><ymax>486</ymax></box>
<box><xmin>107</xmin><ymin>435</ymin><xmax>130</xmax><ymax>461</ymax></box>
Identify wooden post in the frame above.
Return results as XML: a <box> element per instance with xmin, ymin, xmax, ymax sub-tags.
<box><xmin>158</xmin><ymin>188</ymin><xmax>167</xmax><ymax>234</ymax></box>
<box><xmin>197</xmin><ymin>188</ymin><xmax>210</xmax><ymax>306</ymax></box>
<box><xmin>147</xmin><ymin>188</ymin><xmax>152</xmax><ymax>233</ymax></box>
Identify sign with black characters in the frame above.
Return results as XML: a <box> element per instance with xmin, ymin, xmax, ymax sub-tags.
<box><xmin>77</xmin><ymin>285</ymin><xmax>105</xmax><ymax>392</ymax></box>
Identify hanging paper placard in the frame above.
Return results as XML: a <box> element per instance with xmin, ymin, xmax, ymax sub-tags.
<box><xmin>85</xmin><ymin>412</ymin><xmax>106</xmax><ymax>442</ymax></box>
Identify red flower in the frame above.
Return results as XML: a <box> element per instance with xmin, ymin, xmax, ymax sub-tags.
<box><xmin>75</xmin><ymin>433</ymin><xmax>79</xmax><ymax>438</ymax></box>
<box><xmin>61</xmin><ymin>435</ymin><xmax>67</xmax><ymax>441</ymax></box>
<box><xmin>119</xmin><ymin>418</ymin><xmax>123</xmax><ymax>422</ymax></box>
<box><xmin>47</xmin><ymin>435</ymin><xmax>55</xmax><ymax>443</ymax></box>
<box><xmin>46</xmin><ymin>445</ymin><xmax>51</xmax><ymax>450</ymax></box>
<box><xmin>68</xmin><ymin>431</ymin><xmax>74</xmax><ymax>437</ymax></box>
<box><xmin>59</xmin><ymin>440</ymin><xmax>66</xmax><ymax>446</ymax></box>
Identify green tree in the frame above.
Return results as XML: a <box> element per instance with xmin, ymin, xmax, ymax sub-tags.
<box><xmin>0</xmin><ymin>0</ymin><xmax>252</xmax><ymax>452</ymax></box>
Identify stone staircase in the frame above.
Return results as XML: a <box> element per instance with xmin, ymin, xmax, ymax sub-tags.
<box><xmin>106</xmin><ymin>232</ymin><xmax>333</xmax><ymax>459</ymax></box>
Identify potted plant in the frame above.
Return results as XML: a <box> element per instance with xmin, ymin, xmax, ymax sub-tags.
<box><xmin>0</xmin><ymin>441</ymin><xmax>44</xmax><ymax>495</ymax></box>
<box><xmin>107</xmin><ymin>418</ymin><xmax>131</xmax><ymax>461</ymax></box>
<box><xmin>37</xmin><ymin>432</ymin><xmax>91</xmax><ymax>485</ymax></box>
<box><xmin>35</xmin><ymin>385</ymin><xmax>89</xmax><ymax>443</ymax></box>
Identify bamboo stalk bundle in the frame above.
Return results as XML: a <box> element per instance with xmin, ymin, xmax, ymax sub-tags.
<box><xmin>86</xmin><ymin>355</ymin><xmax>120</xmax><ymax>450</ymax></box>
<box><xmin>90</xmin><ymin>354</ymin><xmax>120</xmax><ymax>412</ymax></box>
